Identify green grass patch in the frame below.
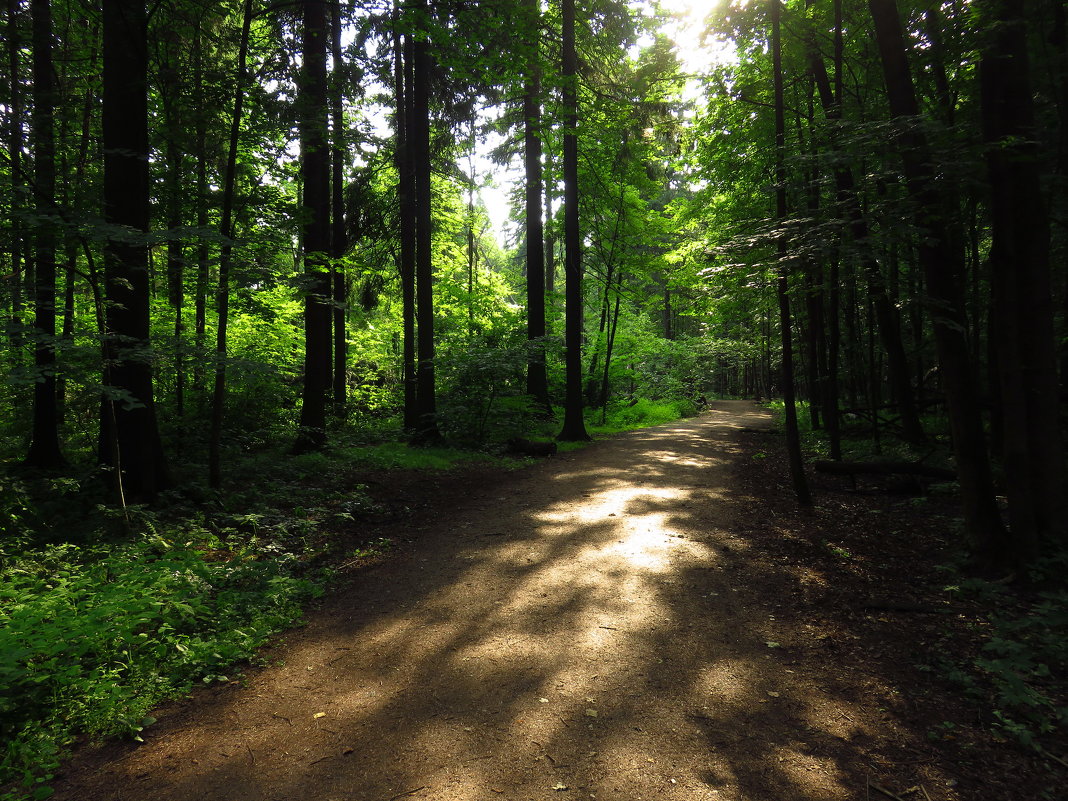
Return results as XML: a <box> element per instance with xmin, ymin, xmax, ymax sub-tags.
<box><xmin>587</xmin><ymin>398</ymin><xmax>698</xmax><ymax>436</ymax></box>
<box><xmin>520</xmin><ymin>397</ymin><xmax>697</xmax><ymax>452</ymax></box>
<box><xmin>0</xmin><ymin>527</ymin><xmax>320</xmax><ymax>798</ymax></box>
<box><xmin>333</xmin><ymin>441</ymin><xmax>506</xmax><ymax>471</ymax></box>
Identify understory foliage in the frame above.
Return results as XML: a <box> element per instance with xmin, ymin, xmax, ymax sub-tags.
<box><xmin>0</xmin><ymin>480</ymin><xmax>322</xmax><ymax>797</ymax></box>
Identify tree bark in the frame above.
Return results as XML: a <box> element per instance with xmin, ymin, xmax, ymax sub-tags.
<box><xmin>208</xmin><ymin>0</ymin><xmax>253</xmax><ymax>486</ymax></box>
<box><xmin>24</xmin><ymin>0</ymin><xmax>65</xmax><ymax>469</ymax></box>
<box><xmin>410</xmin><ymin>0</ymin><xmax>440</xmax><ymax>443</ymax></box>
<box><xmin>395</xmin><ymin>12</ymin><xmax>417</xmax><ymax>431</ymax></box>
<box><xmin>330</xmin><ymin>0</ymin><xmax>347</xmax><ymax>409</ymax></box>
<box><xmin>6</xmin><ymin>0</ymin><xmax>25</xmax><ymax>365</ymax></box>
<box><xmin>774</xmin><ymin>0</ymin><xmax>811</xmax><ymax>506</ymax></box>
<box><xmin>557</xmin><ymin>0</ymin><xmax>590</xmax><ymax>442</ymax></box>
<box><xmin>980</xmin><ymin>0</ymin><xmax>1065</xmax><ymax>559</ymax></box>
<box><xmin>159</xmin><ymin>32</ymin><xmax>186</xmax><ymax>431</ymax></box>
<box><xmin>523</xmin><ymin>0</ymin><xmax>551</xmax><ymax>414</ymax></box>
<box><xmin>294</xmin><ymin>0</ymin><xmax>333</xmax><ymax>452</ymax></box>
<box><xmin>193</xmin><ymin>17</ymin><xmax>209</xmax><ymax>398</ymax></box>
<box><xmin>99</xmin><ymin>0</ymin><xmax>170</xmax><ymax>498</ymax></box>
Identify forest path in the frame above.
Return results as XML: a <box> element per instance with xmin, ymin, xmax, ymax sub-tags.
<box><xmin>54</xmin><ymin>400</ymin><xmax>921</xmax><ymax>801</ymax></box>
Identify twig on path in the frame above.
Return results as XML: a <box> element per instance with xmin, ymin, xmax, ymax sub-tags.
<box><xmin>867</xmin><ymin>779</ymin><xmax>908</xmax><ymax>801</ymax></box>
<box><xmin>387</xmin><ymin>787</ymin><xmax>427</xmax><ymax>801</ymax></box>
<box><xmin>1039</xmin><ymin>748</ymin><xmax>1068</xmax><ymax>770</ymax></box>
<box><xmin>920</xmin><ymin>786</ymin><xmax>933</xmax><ymax>801</ymax></box>
<box><xmin>598</xmin><ymin>625</ymin><xmax>619</xmax><ymax>631</ymax></box>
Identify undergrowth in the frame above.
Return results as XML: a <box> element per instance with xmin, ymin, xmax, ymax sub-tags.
<box><xmin>0</xmin><ymin>516</ymin><xmax>321</xmax><ymax>799</ymax></box>
<box><xmin>780</xmin><ymin>399</ymin><xmax>1068</xmax><ymax>756</ymax></box>
<box><xmin>939</xmin><ymin>560</ymin><xmax>1068</xmax><ymax>754</ymax></box>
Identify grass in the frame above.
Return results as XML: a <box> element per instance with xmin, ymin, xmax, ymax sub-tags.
<box><xmin>587</xmin><ymin>398</ymin><xmax>699</xmax><ymax>436</ymax></box>
<box><xmin>525</xmin><ymin>397</ymin><xmax>699</xmax><ymax>446</ymax></box>
<box><xmin>0</xmin><ymin>515</ymin><xmax>320</xmax><ymax>800</ymax></box>
<box><xmin>332</xmin><ymin>441</ymin><xmax>508</xmax><ymax>471</ymax></box>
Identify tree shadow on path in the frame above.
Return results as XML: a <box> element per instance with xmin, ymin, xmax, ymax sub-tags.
<box><xmin>52</xmin><ymin>400</ymin><xmax>954</xmax><ymax>801</ymax></box>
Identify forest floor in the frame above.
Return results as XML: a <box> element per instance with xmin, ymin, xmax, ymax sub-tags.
<box><xmin>49</xmin><ymin>400</ymin><xmax>1061</xmax><ymax>801</ymax></box>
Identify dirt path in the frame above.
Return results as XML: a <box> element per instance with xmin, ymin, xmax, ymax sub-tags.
<box><xmin>53</xmin><ymin>401</ymin><xmax>952</xmax><ymax>801</ymax></box>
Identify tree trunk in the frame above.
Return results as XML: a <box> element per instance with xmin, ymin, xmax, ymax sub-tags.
<box><xmin>193</xmin><ymin>16</ymin><xmax>209</xmax><ymax>399</ymax></box>
<box><xmin>159</xmin><ymin>41</ymin><xmax>186</xmax><ymax>432</ymax></box>
<box><xmin>6</xmin><ymin>0</ymin><xmax>25</xmax><ymax>366</ymax></box>
<box><xmin>868</xmin><ymin>0</ymin><xmax>1004</xmax><ymax>557</ymax></box>
<box><xmin>557</xmin><ymin>0</ymin><xmax>589</xmax><ymax>442</ymax></box>
<box><xmin>24</xmin><ymin>0</ymin><xmax>65</xmax><ymax>469</ymax></box>
<box><xmin>599</xmin><ymin>270</ymin><xmax>623</xmax><ymax>415</ymax></box>
<box><xmin>294</xmin><ymin>0</ymin><xmax>333</xmax><ymax>452</ymax></box>
<box><xmin>99</xmin><ymin>0</ymin><xmax>170</xmax><ymax>498</ymax></box>
<box><xmin>330</xmin><ymin>0</ymin><xmax>347</xmax><ymax>410</ymax></box>
<box><xmin>825</xmin><ymin>252</ymin><xmax>842</xmax><ymax>460</ymax></box>
<box><xmin>585</xmin><ymin>261</ymin><xmax>612</xmax><ymax>404</ymax></box>
<box><xmin>411</xmin><ymin>0</ymin><xmax>439</xmax><ymax>443</ymax></box>
<box><xmin>545</xmin><ymin>168</ymin><xmax>556</xmax><ymax>314</ymax></box>
<box><xmin>980</xmin><ymin>0</ymin><xmax>1065</xmax><ymax>559</ymax></box>
<box><xmin>395</xmin><ymin>13</ymin><xmax>417</xmax><ymax>431</ymax></box>
<box><xmin>774</xmin><ymin>0</ymin><xmax>811</xmax><ymax>506</ymax></box>
<box><xmin>523</xmin><ymin>0</ymin><xmax>551</xmax><ymax>414</ymax></box>
<box><xmin>208</xmin><ymin>0</ymin><xmax>253</xmax><ymax>486</ymax></box>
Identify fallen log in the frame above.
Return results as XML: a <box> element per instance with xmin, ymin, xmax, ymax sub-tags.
<box><xmin>814</xmin><ymin>460</ymin><xmax>956</xmax><ymax>480</ymax></box>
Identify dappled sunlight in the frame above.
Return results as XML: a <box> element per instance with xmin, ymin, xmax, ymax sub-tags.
<box><xmin>694</xmin><ymin>659</ymin><xmax>761</xmax><ymax>707</ymax></box>
<box><xmin>54</xmin><ymin>404</ymin><xmax>952</xmax><ymax>801</ymax></box>
<box><xmin>766</xmin><ymin>744</ymin><xmax>851</xmax><ymax>800</ymax></box>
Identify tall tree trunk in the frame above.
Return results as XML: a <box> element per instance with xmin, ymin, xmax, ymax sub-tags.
<box><xmin>24</xmin><ymin>0</ymin><xmax>65</xmax><ymax>469</ymax></box>
<box><xmin>868</xmin><ymin>0</ymin><xmax>1004</xmax><ymax>558</ymax></box>
<box><xmin>208</xmin><ymin>0</ymin><xmax>253</xmax><ymax>486</ymax></box>
<box><xmin>774</xmin><ymin>0</ymin><xmax>811</xmax><ymax>506</ymax></box>
<box><xmin>466</xmin><ymin>122</ymin><xmax>477</xmax><ymax>335</ymax></box>
<box><xmin>980</xmin><ymin>0</ymin><xmax>1064</xmax><ymax>560</ymax></box>
<box><xmin>57</xmin><ymin>37</ymin><xmax>96</xmax><ymax>427</ymax></box>
<box><xmin>193</xmin><ymin>18</ymin><xmax>208</xmax><ymax>397</ymax></box>
<box><xmin>599</xmin><ymin>269</ymin><xmax>623</xmax><ymax>414</ymax></box>
<box><xmin>330</xmin><ymin>0</ymin><xmax>347</xmax><ymax>409</ymax></box>
<box><xmin>523</xmin><ymin>0</ymin><xmax>551</xmax><ymax>414</ymax></box>
<box><xmin>410</xmin><ymin>0</ymin><xmax>439</xmax><ymax>443</ymax></box>
<box><xmin>585</xmin><ymin>260</ymin><xmax>613</xmax><ymax>404</ymax></box>
<box><xmin>294</xmin><ymin>0</ymin><xmax>333</xmax><ymax>452</ymax></box>
<box><xmin>159</xmin><ymin>46</ymin><xmax>186</xmax><ymax>432</ymax></box>
<box><xmin>558</xmin><ymin>0</ymin><xmax>589</xmax><ymax>441</ymax></box>
<box><xmin>99</xmin><ymin>0</ymin><xmax>170</xmax><ymax>498</ymax></box>
<box><xmin>6</xmin><ymin>0</ymin><xmax>24</xmax><ymax>365</ymax></box>
<box><xmin>395</xmin><ymin>14</ymin><xmax>417</xmax><ymax>431</ymax></box>
<box><xmin>544</xmin><ymin>169</ymin><xmax>556</xmax><ymax>318</ymax></box>
<box><xmin>825</xmin><ymin>252</ymin><xmax>842</xmax><ymax>460</ymax></box>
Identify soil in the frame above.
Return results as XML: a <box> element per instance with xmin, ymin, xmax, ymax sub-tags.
<box><xmin>50</xmin><ymin>400</ymin><xmax>1063</xmax><ymax>801</ymax></box>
